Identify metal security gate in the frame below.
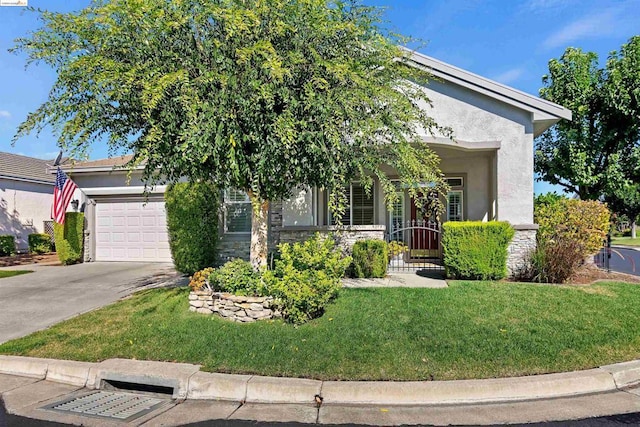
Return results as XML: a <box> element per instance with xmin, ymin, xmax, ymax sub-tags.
<box><xmin>387</xmin><ymin>219</ymin><xmax>443</xmax><ymax>272</ymax></box>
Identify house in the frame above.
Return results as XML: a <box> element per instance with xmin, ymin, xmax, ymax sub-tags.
<box><xmin>62</xmin><ymin>52</ymin><xmax>571</xmax><ymax>273</ymax></box>
<box><xmin>0</xmin><ymin>152</ymin><xmax>56</xmax><ymax>252</ymax></box>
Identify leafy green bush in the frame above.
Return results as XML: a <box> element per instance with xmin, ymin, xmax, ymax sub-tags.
<box><xmin>53</xmin><ymin>212</ymin><xmax>84</xmax><ymax>265</ymax></box>
<box><xmin>28</xmin><ymin>233</ymin><xmax>52</xmax><ymax>254</ymax></box>
<box><xmin>351</xmin><ymin>239</ymin><xmax>388</xmax><ymax>278</ymax></box>
<box><xmin>263</xmin><ymin>233</ymin><xmax>352</xmax><ymax>324</ymax></box>
<box><xmin>535</xmin><ymin>197</ymin><xmax>610</xmax><ymax>257</ymax></box>
<box><xmin>209</xmin><ymin>259</ymin><xmax>261</xmax><ymax>296</ymax></box>
<box><xmin>0</xmin><ymin>235</ymin><xmax>16</xmax><ymax>256</ymax></box>
<box><xmin>442</xmin><ymin>221</ymin><xmax>515</xmax><ymax>280</ymax></box>
<box><xmin>165</xmin><ymin>181</ymin><xmax>220</xmax><ymax>275</ymax></box>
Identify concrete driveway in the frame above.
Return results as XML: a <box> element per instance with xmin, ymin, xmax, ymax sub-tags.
<box><xmin>0</xmin><ymin>262</ymin><xmax>184</xmax><ymax>344</ymax></box>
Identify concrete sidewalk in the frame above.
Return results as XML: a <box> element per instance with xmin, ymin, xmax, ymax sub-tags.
<box><xmin>1</xmin><ymin>355</ymin><xmax>640</xmax><ymax>425</ymax></box>
<box><xmin>342</xmin><ymin>272</ymin><xmax>448</xmax><ymax>288</ymax></box>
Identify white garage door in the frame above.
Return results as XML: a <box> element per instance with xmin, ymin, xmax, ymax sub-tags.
<box><xmin>95</xmin><ymin>200</ymin><xmax>172</xmax><ymax>262</ymax></box>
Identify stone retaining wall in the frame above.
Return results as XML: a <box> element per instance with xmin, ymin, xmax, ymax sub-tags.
<box><xmin>276</xmin><ymin>225</ymin><xmax>386</xmax><ymax>253</ymax></box>
<box><xmin>189</xmin><ymin>291</ymin><xmax>280</xmax><ymax>323</ymax></box>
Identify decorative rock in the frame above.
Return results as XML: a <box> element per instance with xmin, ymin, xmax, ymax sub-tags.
<box><xmin>189</xmin><ymin>291</ymin><xmax>278</xmax><ymax>323</ymax></box>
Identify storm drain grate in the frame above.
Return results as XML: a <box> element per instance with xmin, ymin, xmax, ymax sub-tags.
<box><xmin>42</xmin><ymin>390</ymin><xmax>168</xmax><ymax>422</ymax></box>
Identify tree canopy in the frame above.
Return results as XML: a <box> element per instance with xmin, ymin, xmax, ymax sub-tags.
<box><xmin>535</xmin><ymin>36</ymin><xmax>640</xmax><ymax>202</ymax></box>
<box><xmin>13</xmin><ymin>0</ymin><xmax>449</xmax><ymax>267</ymax></box>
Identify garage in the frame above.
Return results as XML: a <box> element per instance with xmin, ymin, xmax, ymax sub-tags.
<box><xmin>94</xmin><ymin>199</ymin><xmax>172</xmax><ymax>262</ymax></box>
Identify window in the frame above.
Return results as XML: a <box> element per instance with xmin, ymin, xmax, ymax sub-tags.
<box><xmin>224</xmin><ymin>189</ymin><xmax>251</xmax><ymax>233</ymax></box>
<box><xmin>447</xmin><ymin>191</ymin><xmax>463</xmax><ymax>222</ymax></box>
<box><xmin>445</xmin><ymin>177</ymin><xmax>464</xmax><ymax>187</ymax></box>
<box><xmin>331</xmin><ymin>183</ymin><xmax>374</xmax><ymax>226</ymax></box>
<box><xmin>389</xmin><ymin>191</ymin><xmax>404</xmax><ymax>232</ymax></box>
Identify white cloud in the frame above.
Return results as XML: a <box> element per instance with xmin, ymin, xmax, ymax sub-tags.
<box><xmin>491</xmin><ymin>68</ymin><xmax>525</xmax><ymax>85</ymax></box>
<box><xmin>0</xmin><ymin>110</ymin><xmax>11</xmax><ymax>119</ymax></box>
<box><xmin>541</xmin><ymin>5</ymin><xmax>635</xmax><ymax>50</ymax></box>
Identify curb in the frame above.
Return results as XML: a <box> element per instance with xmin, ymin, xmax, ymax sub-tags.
<box><xmin>1</xmin><ymin>355</ymin><xmax>639</xmax><ymax>406</ymax></box>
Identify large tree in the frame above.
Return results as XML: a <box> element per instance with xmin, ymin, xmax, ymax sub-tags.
<box><xmin>535</xmin><ymin>36</ymin><xmax>640</xmax><ymax>202</ymax></box>
<box><xmin>13</xmin><ymin>0</ymin><xmax>448</xmax><ymax>269</ymax></box>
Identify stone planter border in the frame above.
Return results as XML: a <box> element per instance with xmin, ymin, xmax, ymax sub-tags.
<box><xmin>189</xmin><ymin>290</ymin><xmax>280</xmax><ymax>323</ymax></box>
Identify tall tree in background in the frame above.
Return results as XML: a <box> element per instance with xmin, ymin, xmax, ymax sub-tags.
<box><xmin>535</xmin><ymin>48</ymin><xmax>618</xmax><ymax>200</ymax></box>
<box><xmin>536</xmin><ymin>36</ymin><xmax>640</xmax><ymax>208</ymax></box>
<box><xmin>604</xmin><ymin>36</ymin><xmax>640</xmax><ymax>236</ymax></box>
<box><xmin>12</xmin><ymin>0</ymin><xmax>449</xmax><ymax>269</ymax></box>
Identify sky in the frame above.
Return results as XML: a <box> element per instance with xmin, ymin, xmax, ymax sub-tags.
<box><xmin>0</xmin><ymin>0</ymin><xmax>639</xmax><ymax>195</ymax></box>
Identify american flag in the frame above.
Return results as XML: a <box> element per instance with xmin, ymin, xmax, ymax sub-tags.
<box><xmin>52</xmin><ymin>167</ymin><xmax>78</xmax><ymax>224</ymax></box>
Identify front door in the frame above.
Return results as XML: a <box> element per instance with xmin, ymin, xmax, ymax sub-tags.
<box><xmin>409</xmin><ymin>194</ymin><xmax>440</xmax><ymax>258</ymax></box>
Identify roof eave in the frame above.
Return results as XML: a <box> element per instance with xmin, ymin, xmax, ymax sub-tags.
<box><xmin>406</xmin><ymin>50</ymin><xmax>572</xmax><ymax>124</ymax></box>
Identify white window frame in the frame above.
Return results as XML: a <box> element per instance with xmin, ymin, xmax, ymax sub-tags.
<box><xmin>223</xmin><ymin>189</ymin><xmax>252</xmax><ymax>234</ymax></box>
<box><xmin>446</xmin><ymin>190</ymin><xmax>464</xmax><ymax>222</ymax></box>
<box><xmin>388</xmin><ymin>186</ymin><xmax>404</xmax><ymax>233</ymax></box>
<box><xmin>329</xmin><ymin>182</ymin><xmax>375</xmax><ymax>226</ymax></box>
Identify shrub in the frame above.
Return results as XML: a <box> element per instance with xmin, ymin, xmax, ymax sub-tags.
<box><xmin>518</xmin><ymin>237</ymin><xmax>584</xmax><ymax>284</ymax></box>
<box><xmin>351</xmin><ymin>239</ymin><xmax>388</xmax><ymax>278</ymax></box>
<box><xmin>387</xmin><ymin>240</ymin><xmax>407</xmax><ymax>258</ymax></box>
<box><xmin>28</xmin><ymin>233</ymin><xmax>52</xmax><ymax>254</ymax></box>
<box><xmin>535</xmin><ymin>197</ymin><xmax>610</xmax><ymax>257</ymax></box>
<box><xmin>189</xmin><ymin>267</ymin><xmax>215</xmax><ymax>291</ymax></box>
<box><xmin>0</xmin><ymin>235</ymin><xmax>16</xmax><ymax>256</ymax></box>
<box><xmin>442</xmin><ymin>221</ymin><xmax>515</xmax><ymax>280</ymax></box>
<box><xmin>263</xmin><ymin>233</ymin><xmax>351</xmax><ymax>324</ymax></box>
<box><xmin>165</xmin><ymin>181</ymin><xmax>220</xmax><ymax>275</ymax></box>
<box><xmin>53</xmin><ymin>212</ymin><xmax>84</xmax><ymax>265</ymax></box>
<box><xmin>209</xmin><ymin>259</ymin><xmax>261</xmax><ymax>296</ymax></box>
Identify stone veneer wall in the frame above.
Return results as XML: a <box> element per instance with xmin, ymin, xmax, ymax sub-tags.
<box><xmin>276</xmin><ymin>225</ymin><xmax>386</xmax><ymax>253</ymax></box>
<box><xmin>189</xmin><ymin>291</ymin><xmax>280</xmax><ymax>322</ymax></box>
<box><xmin>506</xmin><ymin>225</ymin><xmax>538</xmax><ymax>278</ymax></box>
<box><xmin>217</xmin><ymin>239</ymin><xmax>250</xmax><ymax>264</ymax></box>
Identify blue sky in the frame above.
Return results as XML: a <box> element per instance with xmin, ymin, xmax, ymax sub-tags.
<box><xmin>0</xmin><ymin>0</ymin><xmax>639</xmax><ymax>194</ymax></box>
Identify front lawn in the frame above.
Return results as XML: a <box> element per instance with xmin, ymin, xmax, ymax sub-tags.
<box><xmin>612</xmin><ymin>236</ymin><xmax>640</xmax><ymax>247</ymax></box>
<box><xmin>1</xmin><ymin>282</ymin><xmax>640</xmax><ymax>381</ymax></box>
<box><xmin>0</xmin><ymin>270</ymin><xmax>32</xmax><ymax>279</ymax></box>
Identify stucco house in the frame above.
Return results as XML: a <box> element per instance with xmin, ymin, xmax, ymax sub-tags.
<box><xmin>61</xmin><ymin>52</ymin><xmax>571</xmax><ymax>273</ymax></box>
<box><xmin>0</xmin><ymin>152</ymin><xmax>56</xmax><ymax>252</ymax></box>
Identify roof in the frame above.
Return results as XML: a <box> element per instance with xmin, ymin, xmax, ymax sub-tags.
<box><xmin>0</xmin><ymin>152</ymin><xmax>58</xmax><ymax>184</ymax></box>
<box><xmin>407</xmin><ymin>50</ymin><xmax>572</xmax><ymax>136</ymax></box>
<box><xmin>59</xmin><ymin>154</ymin><xmax>140</xmax><ymax>174</ymax></box>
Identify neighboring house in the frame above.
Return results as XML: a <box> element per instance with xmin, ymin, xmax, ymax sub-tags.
<box><xmin>63</xmin><ymin>52</ymin><xmax>571</xmax><ymax>273</ymax></box>
<box><xmin>0</xmin><ymin>152</ymin><xmax>56</xmax><ymax>252</ymax></box>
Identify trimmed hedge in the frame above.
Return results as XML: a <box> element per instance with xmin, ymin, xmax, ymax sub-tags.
<box><xmin>53</xmin><ymin>212</ymin><xmax>84</xmax><ymax>265</ymax></box>
<box><xmin>28</xmin><ymin>233</ymin><xmax>52</xmax><ymax>254</ymax></box>
<box><xmin>209</xmin><ymin>259</ymin><xmax>261</xmax><ymax>296</ymax></box>
<box><xmin>0</xmin><ymin>235</ymin><xmax>16</xmax><ymax>256</ymax></box>
<box><xmin>351</xmin><ymin>239</ymin><xmax>388</xmax><ymax>278</ymax></box>
<box><xmin>442</xmin><ymin>221</ymin><xmax>515</xmax><ymax>280</ymax></box>
<box><xmin>165</xmin><ymin>181</ymin><xmax>220</xmax><ymax>275</ymax></box>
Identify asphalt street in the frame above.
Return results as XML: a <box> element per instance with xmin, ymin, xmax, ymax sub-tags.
<box><xmin>596</xmin><ymin>246</ymin><xmax>640</xmax><ymax>276</ymax></box>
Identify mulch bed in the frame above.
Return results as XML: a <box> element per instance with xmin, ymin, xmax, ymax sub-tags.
<box><xmin>0</xmin><ymin>253</ymin><xmax>60</xmax><ymax>267</ymax></box>
<box><xmin>566</xmin><ymin>263</ymin><xmax>640</xmax><ymax>285</ymax></box>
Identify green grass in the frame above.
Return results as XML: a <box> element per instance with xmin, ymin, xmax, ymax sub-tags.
<box><xmin>611</xmin><ymin>236</ymin><xmax>640</xmax><ymax>246</ymax></box>
<box><xmin>1</xmin><ymin>282</ymin><xmax>640</xmax><ymax>381</ymax></box>
<box><xmin>0</xmin><ymin>270</ymin><xmax>32</xmax><ymax>278</ymax></box>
